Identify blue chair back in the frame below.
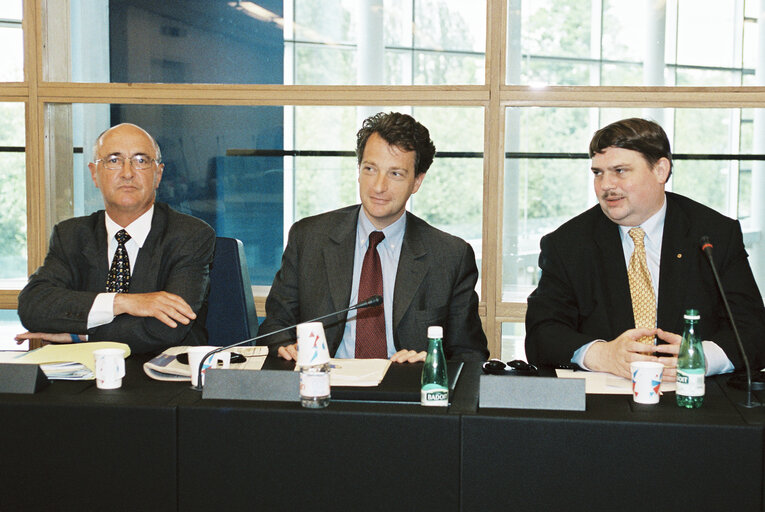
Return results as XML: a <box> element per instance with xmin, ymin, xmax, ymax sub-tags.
<box><xmin>205</xmin><ymin>237</ymin><xmax>258</xmax><ymax>346</ymax></box>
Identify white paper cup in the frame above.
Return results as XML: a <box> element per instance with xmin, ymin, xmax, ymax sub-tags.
<box><xmin>296</xmin><ymin>322</ymin><xmax>330</xmax><ymax>367</ymax></box>
<box><xmin>94</xmin><ymin>348</ymin><xmax>126</xmax><ymax>389</ymax></box>
<box><xmin>188</xmin><ymin>346</ymin><xmax>231</xmax><ymax>387</ymax></box>
<box><xmin>630</xmin><ymin>361</ymin><xmax>664</xmax><ymax>404</ymax></box>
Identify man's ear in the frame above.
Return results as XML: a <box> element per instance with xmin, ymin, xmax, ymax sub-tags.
<box><xmin>654</xmin><ymin>157</ymin><xmax>671</xmax><ymax>184</ymax></box>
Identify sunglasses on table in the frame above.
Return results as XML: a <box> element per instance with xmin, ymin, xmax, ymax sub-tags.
<box><xmin>481</xmin><ymin>358</ymin><xmax>538</xmax><ymax>376</ymax></box>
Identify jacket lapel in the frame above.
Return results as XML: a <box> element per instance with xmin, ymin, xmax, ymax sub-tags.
<box><xmin>594</xmin><ymin>212</ymin><xmax>634</xmax><ymax>335</ymax></box>
<box><xmin>657</xmin><ymin>194</ymin><xmax>691</xmax><ymax>329</ymax></box>
<box><xmin>393</xmin><ymin>213</ymin><xmax>427</xmax><ymax>332</ymax></box>
<box><xmin>128</xmin><ymin>204</ymin><xmax>167</xmax><ymax>293</ymax></box>
<box><xmin>84</xmin><ymin>211</ymin><xmax>109</xmax><ymax>291</ymax></box>
<box><xmin>323</xmin><ymin>207</ymin><xmax>358</xmax><ymax>314</ymax></box>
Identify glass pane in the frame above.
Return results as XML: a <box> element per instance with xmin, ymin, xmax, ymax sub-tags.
<box><xmin>503</xmin><ymin>107</ymin><xmax>765</xmax><ymax>300</ymax></box>
<box><xmin>0</xmin><ymin>25</ymin><xmax>23</xmax><ymax>82</ymax></box>
<box><xmin>509</xmin><ymin>0</ymin><xmax>756</xmax><ymax>86</ymax></box>
<box><xmin>501</xmin><ymin>322</ymin><xmax>527</xmax><ymax>362</ymax></box>
<box><xmin>0</xmin><ymin>310</ymin><xmax>25</xmax><ymax>351</ymax></box>
<box><xmin>0</xmin><ymin>102</ymin><xmax>26</xmax><ymax>288</ymax></box>
<box><xmin>53</xmin><ymin>104</ymin><xmax>483</xmax><ymax>294</ymax></box>
<box><xmin>64</xmin><ymin>0</ymin><xmax>485</xmax><ymax>85</ymax></box>
<box><xmin>0</xmin><ymin>3</ymin><xmax>22</xmax><ymax>19</ymax></box>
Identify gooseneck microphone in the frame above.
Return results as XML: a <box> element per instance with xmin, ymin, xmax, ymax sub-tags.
<box><xmin>699</xmin><ymin>236</ymin><xmax>762</xmax><ymax>407</ymax></box>
<box><xmin>192</xmin><ymin>295</ymin><xmax>383</xmax><ymax>390</ymax></box>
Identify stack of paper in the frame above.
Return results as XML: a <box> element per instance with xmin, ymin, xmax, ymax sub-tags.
<box><xmin>143</xmin><ymin>345</ymin><xmax>268</xmax><ymax>381</ymax></box>
<box><xmin>6</xmin><ymin>342</ymin><xmax>131</xmax><ymax>381</ymax></box>
<box><xmin>327</xmin><ymin>358</ymin><xmax>391</xmax><ymax>387</ymax></box>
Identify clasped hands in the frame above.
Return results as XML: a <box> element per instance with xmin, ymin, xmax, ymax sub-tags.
<box><xmin>277</xmin><ymin>343</ymin><xmax>426</xmax><ymax>363</ymax></box>
<box><xmin>15</xmin><ymin>291</ymin><xmax>195</xmax><ymax>346</ymax></box>
<box><xmin>583</xmin><ymin>327</ymin><xmax>681</xmax><ymax>382</ymax></box>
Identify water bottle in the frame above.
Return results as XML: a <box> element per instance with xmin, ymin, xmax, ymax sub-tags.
<box><xmin>421</xmin><ymin>326</ymin><xmax>448</xmax><ymax>407</ymax></box>
<box><xmin>296</xmin><ymin>322</ymin><xmax>331</xmax><ymax>408</ymax></box>
<box><xmin>300</xmin><ymin>361</ymin><xmax>330</xmax><ymax>408</ymax></box>
<box><xmin>676</xmin><ymin>309</ymin><xmax>705</xmax><ymax>408</ymax></box>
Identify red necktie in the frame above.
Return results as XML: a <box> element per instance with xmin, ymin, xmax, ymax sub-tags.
<box><xmin>355</xmin><ymin>231</ymin><xmax>386</xmax><ymax>358</ymax></box>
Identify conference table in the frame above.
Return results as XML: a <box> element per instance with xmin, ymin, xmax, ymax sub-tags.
<box><xmin>1</xmin><ymin>354</ymin><xmax>764</xmax><ymax>512</ymax></box>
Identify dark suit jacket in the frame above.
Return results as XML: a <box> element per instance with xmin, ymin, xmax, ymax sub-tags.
<box><xmin>525</xmin><ymin>192</ymin><xmax>765</xmax><ymax>370</ymax></box>
<box><xmin>18</xmin><ymin>202</ymin><xmax>215</xmax><ymax>354</ymax></box>
<box><xmin>258</xmin><ymin>205</ymin><xmax>488</xmax><ymax>361</ymax></box>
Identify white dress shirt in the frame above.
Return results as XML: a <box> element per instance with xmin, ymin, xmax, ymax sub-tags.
<box><xmin>571</xmin><ymin>197</ymin><xmax>733</xmax><ymax>375</ymax></box>
<box><xmin>334</xmin><ymin>210</ymin><xmax>406</xmax><ymax>359</ymax></box>
<box><xmin>87</xmin><ymin>206</ymin><xmax>154</xmax><ymax>329</ymax></box>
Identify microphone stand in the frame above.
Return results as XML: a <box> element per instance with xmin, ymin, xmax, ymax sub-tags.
<box><xmin>701</xmin><ymin>237</ymin><xmax>762</xmax><ymax>408</ymax></box>
<box><xmin>192</xmin><ymin>295</ymin><xmax>383</xmax><ymax>391</ymax></box>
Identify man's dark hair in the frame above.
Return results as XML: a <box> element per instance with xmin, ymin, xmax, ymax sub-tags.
<box><xmin>356</xmin><ymin>112</ymin><xmax>436</xmax><ymax>176</ymax></box>
<box><xmin>589</xmin><ymin>117</ymin><xmax>673</xmax><ymax>179</ymax></box>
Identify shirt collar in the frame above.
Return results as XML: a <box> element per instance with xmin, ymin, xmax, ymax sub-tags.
<box><xmin>618</xmin><ymin>195</ymin><xmax>666</xmax><ymax>246</ymax></box>
<box><xmin>105</xmin><ymin>205</ymin><xmax>154</xmax><ymax>248</ymax></box>
<box><xmin>357</xmin><ymin>208</ymin><xmax>407</xmax><ymax>251</ymax></box>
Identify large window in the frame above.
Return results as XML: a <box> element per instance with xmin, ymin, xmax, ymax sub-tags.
<box><xmin>4</xmin><ymin>0</ymin><xmax>765</xmax><ymax>360</ymax></box>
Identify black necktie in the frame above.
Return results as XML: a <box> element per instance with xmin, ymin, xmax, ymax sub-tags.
<box><xmin>106</xmin><ymin>229</ymin><xmax>131</xmax><ymax>293</ymax></box>
<box><xmin>355</xmin><ymin>231</ymin><xmax>386</xmax><ymax>358</ymax></box>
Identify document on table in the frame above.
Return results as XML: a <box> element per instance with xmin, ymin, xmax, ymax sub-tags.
<box><xmin>328</xmin><ymin>358</ymin><xmax>391</xmax><ymax>387</ymax></box>
<box><xmin>556</xmin><ymin>368</ymin><xmax>676</xmax><ymax>394</ymax></box>
<box><xmin>143</xmin><ymin>345</ymin><xmax>269</xmax><ymax>382</ymax></box>
<box><xmin>0</xmin><ymin>342</ymin><xmax>131</xmax><ymax>380</ymax></box>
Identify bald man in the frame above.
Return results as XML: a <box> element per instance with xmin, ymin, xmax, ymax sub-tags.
<box><xmin>17</xmin><ymin>123</ymin><xmax>215</xmax><ymax>354</ymax></box>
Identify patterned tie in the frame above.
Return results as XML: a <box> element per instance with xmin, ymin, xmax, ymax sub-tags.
<box><xmin>106</xmin><ymin>229</ymin><xmax>131</xmax><ymax>293</ymax></box>
<box><xmin>355</xmin><ymin>231</ymin><xmax>386</xmax><ymax>358</ymax></box>
<box><xmin>627</xmin><ymin>227</ymin><xmax>656</xmax><ymax>344</ymax></box>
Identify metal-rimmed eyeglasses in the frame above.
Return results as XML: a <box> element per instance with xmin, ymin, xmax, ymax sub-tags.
<box><xmin>481</xmin><ymin>358</ymin><xmax>538</xmax><ymax>376</ymax></box>
<box><xmin>95</xmin><ymin>155</ymin><xmax>159</xmax><ymax>171</ymax></box>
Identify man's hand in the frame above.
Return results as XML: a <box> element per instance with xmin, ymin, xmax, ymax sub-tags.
<box><xmin>113</xmin><ymin>292</ymin><xmax>196</xmax><ymax>328</ymax></box>
<box><xmin>390</xmin><ymin>349</ymin><xmax>426</xmax><ymax>363</ymax></box>
<box><xmin>583</xmin><ymin>328</ymin><xmax>663</xmax><ymax>379</ymax></box>
<box><xmin>15</xmin><ymin>331</ymin><xmax>76</xmax><ymax>345</ymax></box>
<box><xmin>654</xmin><ymin>328</ymin><xmax>682</xmax><ymax>381</ymax></box>
<box><xmin>277</xmin><ymin>343</ymin><xmax>298</xmax><ymax>361</ymax></box>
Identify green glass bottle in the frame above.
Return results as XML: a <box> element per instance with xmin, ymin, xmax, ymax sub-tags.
<box><xmin>676</xmin><ymin>309</ymin><xmax>705</xmax><ymax>408</ymax></box>
<box><xmin>421</xmin><ymin>326</ymin><xmax>448</xmax><ymax>407</ymax></box>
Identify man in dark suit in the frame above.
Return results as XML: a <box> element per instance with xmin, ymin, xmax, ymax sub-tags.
<box><xmin>525</xmin><ymin>118</ymin><xmax>765</xmax><ymax>380</ymax></box>
<box><xmin>259</xmin><ymin>112</ymin><xmax>488</xmax><ymax>362</ymax></box>
<box><xmin>16</xmin><ymin>123</ymin><xmax>215</xmax><ymax>354</ymax></box>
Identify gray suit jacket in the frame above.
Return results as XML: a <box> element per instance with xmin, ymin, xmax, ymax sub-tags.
<box><xmin>18</xmin><ymin>202</ymin><xmax>215</xmax><ymax>354</ymax></box>
<box><xmin>525</xmin><ymin>192</ymin><xmax>765</xmax><ymax>370</ymax></box>
<box><xmin>258</xmin><ymin>205</ymin><xmax>488</xmax><ymax>361</ymax></box>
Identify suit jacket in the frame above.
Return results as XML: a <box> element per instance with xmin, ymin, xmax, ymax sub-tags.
<box><xmin>258</xmin><ymin>205</ymin><xmax>488</xmax><ymax>361</ymax></box>
<box><xmin>525</xmin><ymin>192</ymin><xmax>765</xmax><ymax>370</ymax></box>
<box><xmin>18</xmin><ymin>202</ymin><xmax>215</xmax><ymax>354</ymax></box>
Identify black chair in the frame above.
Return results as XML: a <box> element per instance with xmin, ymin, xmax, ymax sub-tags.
<box><xmin>205</xmin><ymin>237</ymin><xmax>258</xmax><ymax>346</ymax></box>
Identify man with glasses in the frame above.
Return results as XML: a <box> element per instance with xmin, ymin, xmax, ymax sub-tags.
<box><xmin>16</xmin><ymin>123</ymin><xmax>215</xmax><ymax>354</ymax></box>
<box><xmin>525</xmin><ymin>117</ymin><xmax>765</xmax><ymax>380</ymax></box>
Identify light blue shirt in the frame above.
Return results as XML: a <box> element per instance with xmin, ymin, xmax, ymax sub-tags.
<box><xmin>334</xmin><ymin>210</ymin><xmax>406</xmax><ymax>358</ymax></box>
<box><xmin>572</xmin><ymin>196</ymin><xmax>733</xmax><ymax>375</ymax></box>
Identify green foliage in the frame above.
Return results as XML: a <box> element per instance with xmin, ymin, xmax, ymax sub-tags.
<box><xmin>0</xmin><ymin>153</ymin><xmax>27</xmax><ymax>279</ymax></box>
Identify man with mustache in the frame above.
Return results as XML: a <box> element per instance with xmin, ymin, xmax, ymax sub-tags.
<box><xmin>525</xmin><ymin>117</ymin><xmax>765</xmax><ymax>380</ymax></box>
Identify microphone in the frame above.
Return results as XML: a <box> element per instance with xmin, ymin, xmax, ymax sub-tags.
<box><xmin>699</xmin><ymin>236</ymin><xmax>763</xmax><ymax>407</ymax></box>
<box><xmin>192</xmin><ymin>295</ymin><xmax>383</xmax><ymax>390</ymax></box>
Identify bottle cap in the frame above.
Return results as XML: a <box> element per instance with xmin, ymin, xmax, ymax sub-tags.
<box><xmin>684</xmin><ymin>309</ymin><xmax>700</xmax><ymax>320</ymax></box>
<box><xmin>427</xmin><ymin>326</ymin><xmax>443</xmax><ymax>339</ymax></box>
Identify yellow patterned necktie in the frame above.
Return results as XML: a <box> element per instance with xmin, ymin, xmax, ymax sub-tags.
<box><xmin>627</xmin><ymin>227</ymin><xmax>656</xmax><ymax>344</ymax></box>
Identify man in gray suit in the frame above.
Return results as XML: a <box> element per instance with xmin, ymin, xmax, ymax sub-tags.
<box><xmin>259</xmin><ymin>112</ymin><xmax>488</xmax><ymax>362</ymax></box>
<box><xmin>16</xmin><ymin>123</ymin><xmax>215</xmax><ymax>354</ymax></box>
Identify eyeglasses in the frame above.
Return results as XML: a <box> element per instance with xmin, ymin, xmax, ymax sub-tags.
<box><xmin>95</xmin><ymin>155</ymin><xmax>158</xmax><ymax>171</ymax></box>
<box><xmin>481</xmin><ymin>358</ymin><xmax>538</xmax><ymax>376</ymax></box>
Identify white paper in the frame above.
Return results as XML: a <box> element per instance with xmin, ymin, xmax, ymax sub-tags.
<box><xmin>556</xmin><ymin>368</ymin><xmax>676</xmax><ymax>394</ymax></box>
